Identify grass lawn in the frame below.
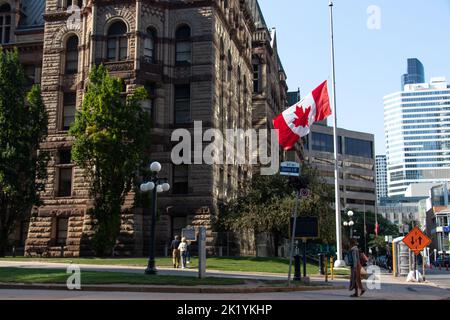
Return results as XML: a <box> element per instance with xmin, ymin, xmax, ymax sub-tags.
<box><xmin>0</xmin><ymin>267</ymin><xmax>245</xmax><ymax>286</ymax></box>
<box><xmin>0</xmin><ymin>256</ymin><xmax>322</xmax><ymax>275</ymax></box>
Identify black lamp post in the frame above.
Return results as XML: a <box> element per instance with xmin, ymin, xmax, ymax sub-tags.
<box><xmin>343</xmin><ymin>210</ymin><xmax>354</xmax><ymax>239</ymax></box>
<box><xmin>140</xmin><ymin>161</ymin><xmax>170</xmax><ymax>275</ymax></box>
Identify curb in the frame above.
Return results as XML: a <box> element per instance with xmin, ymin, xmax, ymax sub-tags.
<box><xmin>0</xmin><ymin>283</ymin><xmax>346</xmax><ymax>294</ymax></box>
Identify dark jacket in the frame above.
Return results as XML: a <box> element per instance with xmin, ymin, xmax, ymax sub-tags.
<box><xmin>171</xmin><ymin>240</ymin><xmax>181</xmax><ymax>250</ymax></box>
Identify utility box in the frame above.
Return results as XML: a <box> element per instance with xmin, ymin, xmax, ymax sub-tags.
<box><xmin>393</xmin><ymin>237</ymin><xmax>413</xmax><ymax>277</ymax></box>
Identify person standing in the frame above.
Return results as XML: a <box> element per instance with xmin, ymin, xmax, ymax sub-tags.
<box><xmin>186</xmin><ymin>240</ymin><xmax>191</xmax><ymax>265</ymax></box>
<box><xmin>171</xmin><ymin>235</ymin><xmax>181</xmax><ymax>268</ymax></box>
<box><xmin>349</xmin><ymin>239</ymin><xmax>365</xmax><ymax>298</ymax></box>
<box><xmin>178</xmin><ymin>237</ymin><xmax>188</xmax><ymax>269</ymax></box>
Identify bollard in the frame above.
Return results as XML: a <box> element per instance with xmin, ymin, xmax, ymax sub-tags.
<box><xmin>12</xmin><ymin>246</ymin><xmax>16</xmax><ymax>258</ymax></box>
<box><xmin>319</xmin><ymin>254</ymin><xmax>325</xmax><ymax>275</ymax></box>
<box><xmin>294</xmin><ymin>255</ymin><xmax>301</xmax><ymax>281</ymax></box>
<box><xmin>324</xmin><ymin>256</ymin><xmax>328</xmax><ymax>282</ymax></box>
<box><xmin>330</xmin><ymin>257</ymin><xmax>334</xmax><ymax>280</ymax></box>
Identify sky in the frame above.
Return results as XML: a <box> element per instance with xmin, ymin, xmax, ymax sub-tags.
<box><xmin>258</xmin><ymin>0</ymin><xmax>450</xmax><ymax>155</ymax></box>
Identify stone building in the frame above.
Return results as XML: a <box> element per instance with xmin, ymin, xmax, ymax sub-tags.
<box><xmin>2</xmin><ymin>0</ymin><xmax>288</xmax><ymax>257</ymax></box>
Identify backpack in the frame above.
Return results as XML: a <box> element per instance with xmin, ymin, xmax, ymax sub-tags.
<box><xmin>345</xmin><ymin>252</ymin><xmax>354</xmax><ymax>266</ymax></box>
<box><xmin>360</xmin><ymin>252</ymin><xmax>369</xmax><ymax>267</ymax></box>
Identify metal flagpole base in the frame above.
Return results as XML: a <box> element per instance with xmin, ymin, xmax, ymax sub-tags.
<box><xmin>334</xmin><ymin>259</ymin><xmax>346</xmax><ymax>268</ymax></box>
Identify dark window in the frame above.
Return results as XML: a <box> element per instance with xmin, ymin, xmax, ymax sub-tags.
<box><xmin>174</xmin><ymin>84</ymin><xmax>190</xmax><ymax>124</ymax></box>
<box><xmin>65</xmin><ymin>36</ymin><xmax>79</xmax><ymax>74</ymax></box>
<box><xmin>253</xmin><ymin>64</ymin><xmax>260</xmax><ymax>93</ymax></box>
<box><xmin>144</xmin><ymin>28</ymin><xmax>156</xmax><ymax>63</ymax></box>
<box><xmin>173</xmin><ymin>165</ymin><xmax>188</xmax><ymax>194</ymax></box>
<box><xmin>58</xmin><ymin>168</ymin><xmax>72</xmax><ymax>197</ymax></box>
<box><xmin>175</xmin><ymin>25</ymin><xmax>191</xmax><ymax>64</ymax></box>
<box><xmin>56</xmin><ymin>218</ymin><xmax>69</xmax><ymax>245</ymax></box>
<box><xmin>107</xmin><ymin>21</ymin><xmax>128</xmax><ymax>61</ymax></box>
<box><xmin>23</xmin><ymin>65</ymin><xmax>36</xmax><ymax>86</ymax></box>
<box><xmin>311</xmin><ymin>133</ymin><xmax>343</xmax><ymax>154</ymax></box>
<box><xmin>345</xmin><ymin>137</ymin><xmax>373</xmax><ymax>158</ymax></box>
<box><xmin>59</xmin><ymin>149</ymin><xmax>72</xmax><ymax>165</ymax></box>
<box><xmin>63</xmin><ymin>92</ymin><xmax>76</xmax><ymax>130</ymax></box>
<box><xmin>66</xmin><ymin>0</ymin><xmax>82</xmax><ymax>8</ymax></box>
<box><xmin>0</xmin><ymin>3</ymin><xmax>11</xmax><ymax>44</ymax></box>
<box><xmin>57</xmin><ymin>149</ymin><xmax>72</xmax><ymax>197</ymax></box>
<box><xmin>312</xmin><ymin>132</ymin><xmax>334</xmax><ymax>153</ymax></box>
<box><xmin>143</xmin><ymin>83</ymin><xmax>156</xmax><ymax>125</ymax></box>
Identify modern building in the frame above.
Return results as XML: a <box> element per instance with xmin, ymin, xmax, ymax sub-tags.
<box><xmin>287</xmin><ymin>89</ymin><xmax>300</xmax><ymax>107</ymax></box>
<box><xmin>425</xmin><ymin>183</ymin><xmax>450</xmax><ymax>254</ymax></box>
<box><xmin>3</xmin><ymin>0</ymin><xmax>288</xmax><ymax>257</ymax></box>
<box><xmin>384</xmin><ymin>76</ymin><xmax>450</xmax><ymax>197</ymax></box>
<box><xmin>303</xmin><ymin>124</ymin><xmax>376</xmax><ymax>214</ymax></box>
<box><xmin>401</xmin><ymin>58</ymin><xmax>425</xmax><ymax>90</ymax></box>
<box><xmin>377</xmin><ymin>196</ymin><xmax>427</xmax><ymax>232</ymax></box>
<box><xmin>375</xmin><ymin>155</ymin><xmax>388</xmax><ymax>203</ymax></box>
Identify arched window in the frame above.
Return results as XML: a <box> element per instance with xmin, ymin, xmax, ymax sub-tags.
<box><xmin>144</xmin><ymin>28</ymin><xmax>156</xmax><ymax>63</ymax></box>
<box><xmin>175</xmin><ymin>25</ymin><xmax>191</xmax><ymax>65</ymax></box>
<box><xmin>65</xmin><ymin>35</ymin><xmax>79</xmax><ymax>74</ymax></box>
<box><xmin>0</xmin><ymin>3</ymin><xmax>12</xmax><ymax>44</ymax></box>
<box><xmin>107</xmin><ymin>21</ymin><xmax>128</xmax><ymax>62</ymax></box>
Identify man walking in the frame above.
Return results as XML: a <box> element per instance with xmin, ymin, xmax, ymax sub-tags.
<box><xmin>171</xmin><ymin>235</ymin><xmax>181</xmax><ymax>268</ymax></box>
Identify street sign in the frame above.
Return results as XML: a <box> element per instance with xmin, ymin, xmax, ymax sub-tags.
<box><xmin>280</xmin><ymin>162</ymin><xmax>301</xmax><ymax>177</ymax></box>
<box><xmin>402</xmin><ymin>227</ymin><xmax>432</xmax><ymax>255</ymax></box>
<box><xmin>290</xmin><ymin>217</ymin><xmax>319</xmax><ymax>239</ymax></box>
<box><xmin>182</xmin><ymin>228</ymin><xmax>197</xmax><ymax>241</ymax></box>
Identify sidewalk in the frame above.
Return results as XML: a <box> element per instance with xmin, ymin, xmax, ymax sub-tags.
<box><xmin>0</xmin><ymin>260</ymin><xmax>345</xmax><ymax>294</ymax></box>
<box><xmin>1</xmin><ymin>261</ymin><xmax>449</xmax><ymax>299</ymax></box>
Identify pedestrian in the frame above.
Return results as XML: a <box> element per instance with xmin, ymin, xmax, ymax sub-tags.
<box><xmin>186</xmin><ymin>240</ymin><xmax>191</xmax><ymax>265</ymax></box>
<box><xmin>348</xmin><ymin>239</ymin><xmax>365</xmax><ymax>298</ymax></box>
<box><xmin>178</xmin><ymin>237</ymin><xmax>188</xmax><ymax>269</ymax></box>
<box><xmin>171</xmin><ymin>235</ymin><xmax>181</xmax><ymax>268</ymax></box>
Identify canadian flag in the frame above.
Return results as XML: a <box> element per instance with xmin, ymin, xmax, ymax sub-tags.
<box><xmin>273</xmin><ymin>81</ymin><xmax>332</xmax><ymax>151</ymax></box>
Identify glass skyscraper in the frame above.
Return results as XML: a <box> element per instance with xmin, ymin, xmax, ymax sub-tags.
<box><xmin>401</xmin><ymin>58</ymin><xmax>425</xmax><ymax>90</ymax></box>
<box><xmin>375</xmin><ymin>155</ymin><xmax>388</xmax><ymax>203</ymax></box>
<box><xmin>384</xmin><ymin>77</ymin><xmax>450</xmax><ymax>197</ymax></box>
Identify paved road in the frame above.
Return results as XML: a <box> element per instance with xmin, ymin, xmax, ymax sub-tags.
<box><xmin>0</xmin><ymin>281</ymin><xmax>448</xmax><ymax>300</ymax></box>
<box><xmin>1</xmin><ymin>261</ymin><xmax>449</xmax><ymax>300</ymax></box>
<box><xmin>424</xmin><ymin>268</ymin><xmax>450</xmax><ymax>290</ymax></box>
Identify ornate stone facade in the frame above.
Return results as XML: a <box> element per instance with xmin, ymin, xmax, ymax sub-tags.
<box><xmin>3</xmin><ymin>0</ymin><xmax>288</xmax><ymax>257</ymax></box>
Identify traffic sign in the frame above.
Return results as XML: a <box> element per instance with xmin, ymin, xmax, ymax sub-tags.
<box><xmin>402</xmin><ymin>227</ymin><xmax>432</xmax><ymax>255</ymax></box>
<box><xmin>280</xmin><ymin>162</ymin><xmax>300</xmax><ymax>177</ymax></box>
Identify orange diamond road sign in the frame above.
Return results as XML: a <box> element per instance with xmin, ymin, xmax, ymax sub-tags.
<box><xmin>402</xmin><ymin>227</ymin><xmax>432</xmax><ymax>255</ymax></box>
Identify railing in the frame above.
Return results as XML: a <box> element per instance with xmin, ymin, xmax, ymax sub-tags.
<box><xmin>103</xmin><ymin>60</ymin><xmax>134</xmax><ymax>73</ymax></box>
<box><xmin>140</xmin><ymin>58</ymin><xmax>163</xmax><ymax>74</ymax></box>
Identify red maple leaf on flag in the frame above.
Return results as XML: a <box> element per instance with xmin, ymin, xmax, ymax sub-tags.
<box><xmin>293</xmin><ymin>105</ymin><xmax>311</xmax><ymax>128</ymax></box>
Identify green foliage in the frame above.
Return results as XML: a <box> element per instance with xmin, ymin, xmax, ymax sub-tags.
<box><xmin>341</xmin><ymin>209</ymin><xmax>401</xmax><ymax>252</ymax></box>
<box><xmin>69</xmin><ymin>65</ymin><xmax>152</xmax><ymax>256</ymax></box>
<box><xmin>220</xmin><ymin>165</ymin><xmax>336</xmax><ymax>251</ymax></box>
<box><xmin>0</xmin><ymin>49</ymin><xmax>48</xmax><ymax>256</ymax></box>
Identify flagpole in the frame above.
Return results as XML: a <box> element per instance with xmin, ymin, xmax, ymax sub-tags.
<box><xmin>329</xmin><ymin>0</ymin><xmax>345</xmax><ymax>267</ymax></box>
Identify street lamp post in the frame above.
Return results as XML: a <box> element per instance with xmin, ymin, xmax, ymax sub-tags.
<box><xmin>343</xmin><ymin>210</ymin><xmax>354</xmax><ymax>239</ymax></box>
<box><xmin>140</xmin><ymin>161</ymin><xmax>170</xmax><ymax>275</ymax></box>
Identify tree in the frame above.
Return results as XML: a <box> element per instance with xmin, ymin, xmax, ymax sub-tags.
<box><xmin>0</xmin><ymin>49</ymin><xmax>48</xmax><ymax>257</ymax></box>
<box><xmin>220</xmin><ymin>165</ymin><xmax>336</xmax><ymax>256</ymax></box>
<box><xmin>343</xmin><ymin>209</ymin><xmax>400</xmax><ymax>253</ymax></box>
<box><xmin>69</xmin><ymin>65</ymin><xmax>152</xmax><ymax>256</ymax></box>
